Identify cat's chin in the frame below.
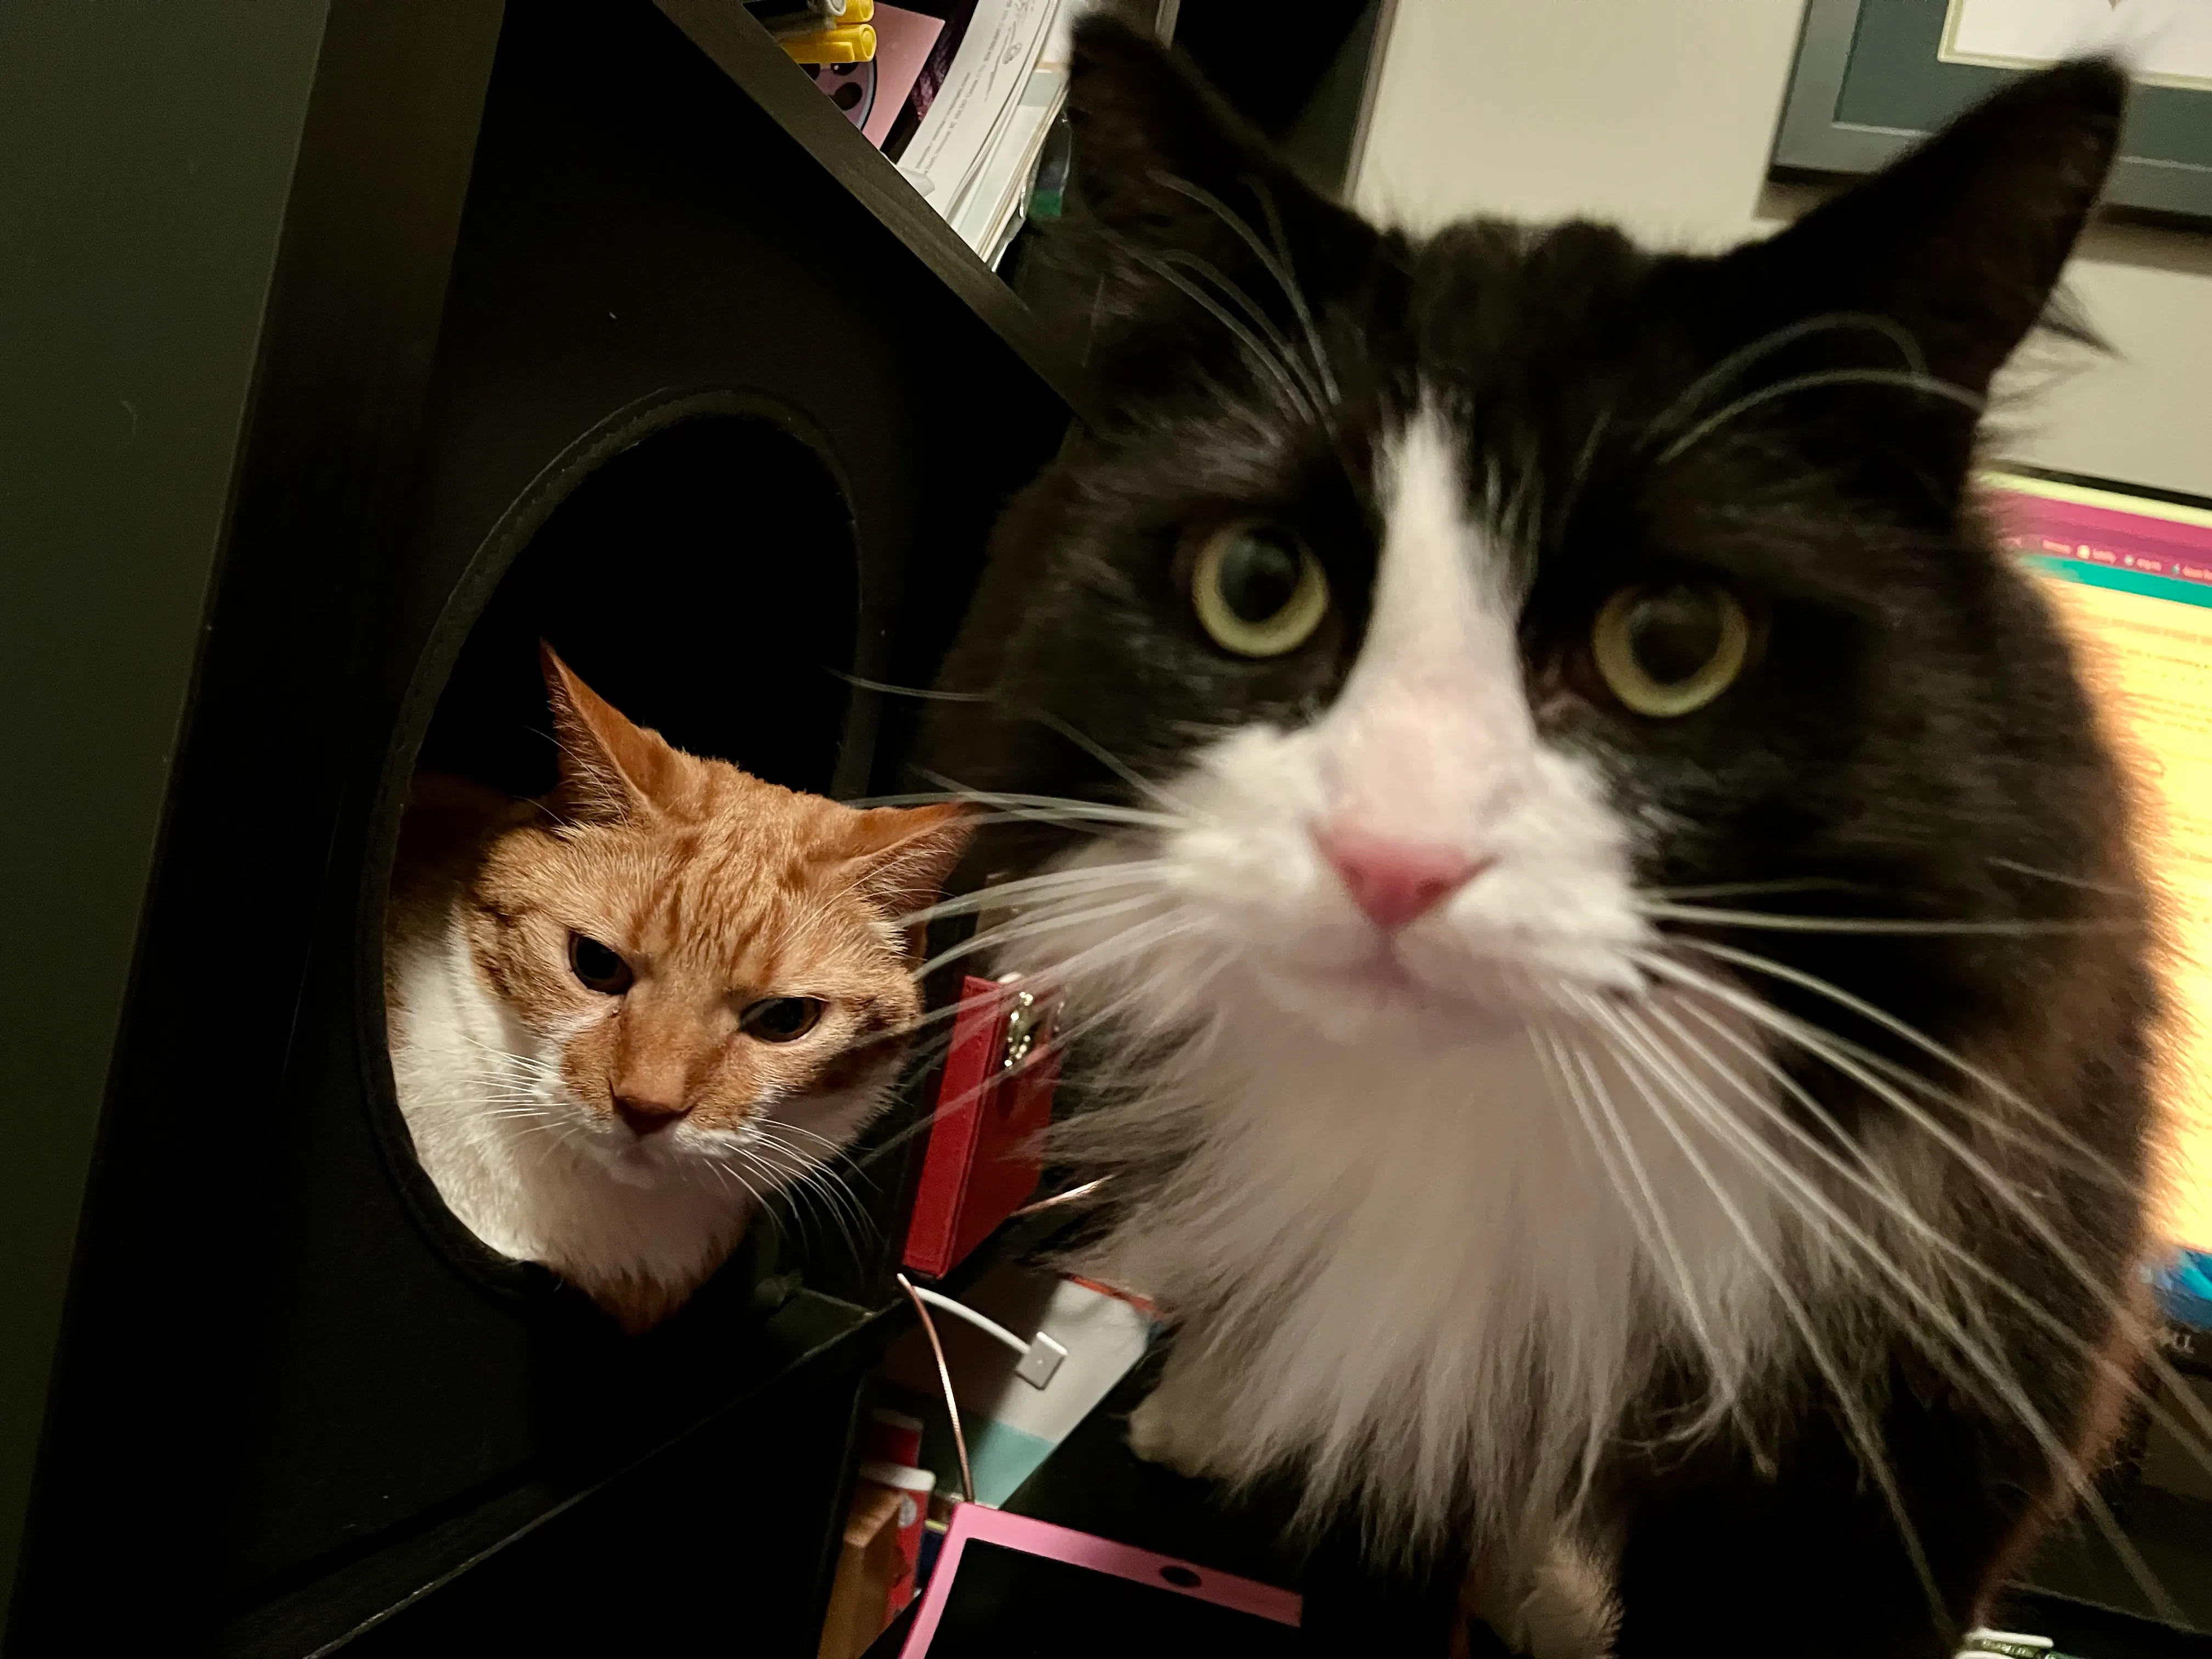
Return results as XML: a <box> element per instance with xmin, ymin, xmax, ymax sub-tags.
<box><xmin>576</xmin><ymin>1127</ymin><xmax>699</xmax><ymax>1188</ymax></box>
<box><xmin>1242</xmin><ymin>943</ymin><xmax>1642</xmax><ymax>1049</ymax></box>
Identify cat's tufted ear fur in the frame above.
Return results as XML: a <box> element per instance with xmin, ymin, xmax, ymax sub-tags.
<box><xmin>1742</xmin><ymin>59</ymin><xmax>2123</xmax><ymax>396</ymax></box>
<box><xmin>1692</xmin><ymin>59</ymin><xmax>2124</xmax><ymax>491</ymax></box>
<box><xmin>540</xmin><ymin>644</ymin><xmax>682</xmax><ymax>823</ymax></box>
<box><xmin>1056</xmin><ymin>14</ymin><xmax>1387</xmax><ymax>413</ymax></box>
<box><xmin>842</xmin><ymin>804</ymin><xmax>974</xmax><ymax>952</ymax></box>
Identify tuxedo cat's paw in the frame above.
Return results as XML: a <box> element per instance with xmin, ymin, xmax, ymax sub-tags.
<box><xmin>1125</xmin><ymin>1391</ymin><xmax>1217</xmax><ymax>1477</ymax></box>
<box><xmin>1500</xmin><ymin>1535</ymin><xmax>1619</xmax><ymax>1659</ymax></box>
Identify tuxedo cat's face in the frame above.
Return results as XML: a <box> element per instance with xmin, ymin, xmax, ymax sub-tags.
<box><xmin>1093</xmin><ymin>403</ymin><xmax>1652</xmax><ymax>1044</ymax></box>
<box><xmin>929</xmin><ymin>25</ymin><xmax>2132</xmax><ymax>1078</ymax></box>
<box><xmin>464</xmin><ymin>652</ymin><xmax>968</xmax><ymax>1182</ymax></box>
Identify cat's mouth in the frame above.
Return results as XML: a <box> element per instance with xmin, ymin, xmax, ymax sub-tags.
<box><xmin>1261</xmin><ymin>926</ymin><xmax>1647</xmax><ymax>1039</ymax></box>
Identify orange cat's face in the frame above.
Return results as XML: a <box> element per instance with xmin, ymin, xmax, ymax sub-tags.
<box><xmin>461</xmin><ymin>652</ymin><xmax>967</xmax><ymax>1183</ymax></box>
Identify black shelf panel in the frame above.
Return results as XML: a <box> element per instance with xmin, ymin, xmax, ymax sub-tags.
<box><xmin>205</xmin><ymin>1287</ymin><xmax>883</xmax><ymax>1657</ymax></box>
<box><xmin>201</xmin><ymin>1205</ymin><xmax>1081</xmax><ymax>1656</ymax></box>
<box><xmin>651</xmin><ymin>0</ymin><xmax>1098</xmax><ymax>425</ymax></box>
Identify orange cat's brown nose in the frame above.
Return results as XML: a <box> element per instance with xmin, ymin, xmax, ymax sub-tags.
<box><xmin>613</xmin><ymin>1096</ymin><xmax>690</xmax><ymax>1136</ymax></box>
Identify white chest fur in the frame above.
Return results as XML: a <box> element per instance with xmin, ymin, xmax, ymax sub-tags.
<box><xmin>386</xmin><ymin>917</ymin><xmax>748</xmax><ymax>1310</ymax></box>
<box><xmin>1092</xmin><ymin>999</ymin><xmax>1787</xmax><ymax>1549</ymax></box>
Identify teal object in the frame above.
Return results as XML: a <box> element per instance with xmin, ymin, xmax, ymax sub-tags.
<box><xmin>2151</xmin><ymin>1248</ymin><xmax>2212</xmax><ymax>1331</ymax></box>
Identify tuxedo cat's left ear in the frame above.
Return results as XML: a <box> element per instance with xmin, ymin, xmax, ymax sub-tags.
<box><xmin>540</xmin><ymin>644</ymin><xmax>682</xmax><ymax>823</ymax></box>
<box><xmin>1721</xmin><ymin>59</ymin><xmax>2125</xmax><ymax>402</ymax></box>
<box><xmin>843</xmin><ymin>804</ymin><xmax>975</xmax><ymax>934</ymax></box>
<box><xmin>1058</xmin><ymin>14</ymin><xmax>1382</xmax><ymax>404</ymax></box>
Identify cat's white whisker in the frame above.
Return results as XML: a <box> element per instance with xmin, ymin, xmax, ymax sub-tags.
<box><xmin>1601</xmin><ymin>995</ymin><xmax>2184</xmax><ymax>1623</ymax></box>
<box><xmin>898</xmin><ymin>860</ymin><xmax>1172</xmax><ymax>927</ymax></box>
<box><xmin>1665</xmin><ymin>992</ymin><xmax>2212</xmax><ymax>1493</ymax></box>
<box><xmin>1634</xmin><ymin>953</ymin><xmax>2212</xmax><ymax>1494</ymax></box>
<box><xmin>1643</xmin><ymin>312</ymin><xmax>1928</xmax><ymax>450</ymax></box>
<box><xmin>912</xmin><ymin>891</ymin><xmax>1174</xmax><ymax>983</ymax></box>
<box><xmin>1654</xmin><ymin>939</ymin><xmax>2139</xmax><ymax>1189</ymax></box>
<box><xmin>1986</xmin><ymin>855</ymin><xmax>2134</xmax><ymax>896</ymax></box>
<box><xmin>1635</xmin><ymin>900</ymin><xmax>2118</xmax><ymax>938</ymax></box>
<box><xmin>1656</xmin><ymin>368</ymin><xmax>1984</xmax><ymax>467</ymax></box>
<box><xmin>1646</xmin><ymin>879</ymin><xmax>1871</xmax><ymax>902</ymax></box>
<box><xmin>1155</xmin><ymin>172</ymin><xmax>1341</xmax><ymax>408</ymax></box>
<box><xmin>1102</xmin><ymin>230</ymin><xmax>1323</xmax><ymax>426</ymax></box>
<box><xmin>1589</xmin><ymin>999</ymin><xmax>1950</xmax><ymax>1624</ymax></box>
<box><xmin>1536</xmin><ymin>1027</ymin><xmax>1748</xmax><ymax>1430</ymax></box>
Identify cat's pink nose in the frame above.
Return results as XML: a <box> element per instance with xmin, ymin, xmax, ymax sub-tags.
<box><xmin>613</xmin><ymin>1095</ymin><xmax>690</xmax><ymax>1136</ymax></box>
<box><xmin>1317</xmin><ymin>828</ymin><xmax>1485</xmax><ymax>933</ymax></box>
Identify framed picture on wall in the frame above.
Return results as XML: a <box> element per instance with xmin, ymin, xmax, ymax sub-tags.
<box><xmin>1773</xmin><ymin>0</ymin><xmax>2212</xmax><ymax>223</ymax></box>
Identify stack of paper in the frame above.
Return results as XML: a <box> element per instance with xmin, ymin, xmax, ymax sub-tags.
<box><xmin>891</xmin><ymin>0</ymin><xmax>1085</xmax><ymax>263</ymax></box>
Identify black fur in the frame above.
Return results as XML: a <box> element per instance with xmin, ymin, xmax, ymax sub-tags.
<box><xmin>922</xmin><ymin>21</ymin><xmax>2152</xmax><ymax>1656</ymax></box>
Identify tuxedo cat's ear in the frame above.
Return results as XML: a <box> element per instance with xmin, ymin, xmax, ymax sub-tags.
<box><xmin>842</xmin><ymin>804</ymin><xmax>975</xmax><ymax>936</ymax></box>
<box><xmin>1059</xmin><ymin>14</ymin><xmax>1380</xmax><ymax>400</ymax></box>
<box><xmin>1725</xmin><ymin>59</ymin><xmax>2124</xmax><ymax>400</ymax></box>
<box><xmin>539</xmin><ymin>644</ymin><xmax>681</xmax><ymax>823</ymax></box>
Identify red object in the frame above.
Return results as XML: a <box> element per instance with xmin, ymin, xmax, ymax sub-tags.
<box><xmin>861</xmin><ymin>1406</ymin><xmax>925</xmax><ymax>1469</ymax></box>
<box><xmin>857</xmin><ymin>1461</ymin><xmax>938</xmax><ymax>1617</ymax></box>
<box><xmin>901</xmin><ymin>975</ymin><xmax>1059</xmax><ymax>1278</ymax></box>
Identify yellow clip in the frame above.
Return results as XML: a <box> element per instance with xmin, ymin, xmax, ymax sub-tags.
<box><xmin>781</xmin><ymin>22</ymin><xmax>876</xmax><ymax>63</ymax></box>
<box><xmin>839</xmin><ymin>0</ymin><xmax>874</xmax><ymax>19</ymax></box>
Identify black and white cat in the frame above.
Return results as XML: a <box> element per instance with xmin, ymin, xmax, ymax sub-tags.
<box><xmin>921</xmin><ymin>19</ymin><xmax>2169</xmax><ymax>1659</ymax></box>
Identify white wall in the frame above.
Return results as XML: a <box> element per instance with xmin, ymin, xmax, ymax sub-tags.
<box><xmin>1352</xmin><ymin>0</ymin><xmax>2212</xmax><ymax>499</ymax></box>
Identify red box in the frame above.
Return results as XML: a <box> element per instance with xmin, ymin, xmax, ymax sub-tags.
<box><xmin>901</xmin><ymin>975</ymin><xmax>1059</xmax><ymax>1278</ymax></box>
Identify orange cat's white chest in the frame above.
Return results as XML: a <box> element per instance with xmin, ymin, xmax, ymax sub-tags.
<box><xmin>387</xmin><ymin>913</ymin><xmax>755</xmax><ymax>1320</ymax></box>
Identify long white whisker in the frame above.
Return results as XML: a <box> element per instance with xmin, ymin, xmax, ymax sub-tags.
<box><xmin>913</xmin><ymin>892</ymin><xmax>1170</xmax><ymax>983</ymax></box>
<box><xmin>1537</xmin><ymin>1027</ymin><xmax>1747</xmax><ymax>1425</ymax></box>
<box><xmin>1662</xmin><ymin>938</ymin><xmax>2138</xmax><ymax>1190</ymax></box>
<box><xmin>1645</xmin><ymin>312</ymin><xmax>1927</xmax><ymax>444</ymax></box>
<box><xmin>1638</xmin><ymin>901</ymin><xmax>2117</xmax><ymax>938</ymax></box>
<box><xmin>1590</xmin><ymin>1000</ymin><xmax>1949</xmax><ymax>1624</ymax></box>
<box><xmin>1637</xmin><ymin>953</ymin><xmax>2212</xmax><ymax>1528</ymax></box>
<box><xmin>900</xmin><ymin>861</ymin><xmax>1171</xmax><ymax>927</ymax></box>
<box><xmin>1666</xmin><ymin>994</ymin><xmax>2212</xmax><ymax>1492</ymax></box>
<box><xmin>1657</xmin><ymin>369</ymin><xmax>1983</xmax><ymax>466</ymax></box>
<box><xmin>1604</xmin><ymin>995</ymin><xmax>2181</xmax><ymax>1621</ymax></box>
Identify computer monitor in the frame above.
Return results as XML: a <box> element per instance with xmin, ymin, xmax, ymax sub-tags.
<box><xmin>1987</xmin><ymin>469</ymin><xmax>2212</xmax><ymax>1250</ymax></box>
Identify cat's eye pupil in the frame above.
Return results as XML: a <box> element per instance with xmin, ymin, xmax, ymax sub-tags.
<box><xmin>1623</xmin><ymin>586</ymin><xmax>1724</xmax><ymax>685</ymax></box>
<box><xmin>1190</xmin><ymin>521</ymin><xmax>1330</xmax><ymax>658</ymax></box>
<box><xmin>1218</xmin><ymin>534</ymin><xmax>1302</xmax><ymax>624</ymax></box>
<box><xmin>569</xmin><ymin>933</ymin><xmax>633</xmax><ymax>995</ymax></box>
<box><xmin>742</xmin><ymin>996</ymin><xmax>823</xmax><ymax>1042</ymax></box>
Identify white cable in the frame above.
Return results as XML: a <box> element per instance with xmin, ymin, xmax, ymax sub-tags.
<box><xmin>910</xmin><ymin>1284</ymin><xmax>1069</xmax><ymax>1388</ymax></box>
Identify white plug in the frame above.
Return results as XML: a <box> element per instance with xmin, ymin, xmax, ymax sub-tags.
<box><xmin>1014</xmin><ymin>1332</ymin><xmax>1069</xmax><ymax>1390</ymax></box>
<box><xmin>910</xmin><ymin>1284</ymin><xmax>1069</xmax><ymax>1390</ymax></box>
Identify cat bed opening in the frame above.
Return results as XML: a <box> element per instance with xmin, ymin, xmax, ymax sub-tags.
<box><xmin>415</xmin><ymin>404</ymin><xmax>859</xmax><ymax>799</ymax></box>
<box><xmin>370</xmin><ymin>397</ymin><xmax>861</xmax><ymax>1306</ymax></box>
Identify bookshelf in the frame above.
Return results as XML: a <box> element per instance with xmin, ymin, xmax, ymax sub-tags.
<box><xmin>0</xmin><ymin>2</ymin><xmax>1075</xmax><ymax>1652</ymax></box>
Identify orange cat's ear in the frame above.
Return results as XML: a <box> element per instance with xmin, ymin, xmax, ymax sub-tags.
<box><xmin>540</xmin><ymin>644</ymin><xmax>680</xmax><ymax>822</ymax></box>
<box><xmin>844</xmin><ymin>803</ymin><xmax>975</xmax><ymax>930</ymax></box>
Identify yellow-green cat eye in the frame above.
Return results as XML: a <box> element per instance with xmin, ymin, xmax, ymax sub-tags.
<box><xmin>1591</xmin><ymin>583</ymin><xmax>1751</xmax><ymax>717</ymax></box>
<box><xmin>1191</xmin><ymin>522</ymin><xmax>1330</xmax><ymax>658</ymax></box>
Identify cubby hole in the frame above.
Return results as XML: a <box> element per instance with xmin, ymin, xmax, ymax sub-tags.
<box><xmin>418</xmin><ymin>410</ymin><xmax>858</xmax><ymax>800</ymax></box>
<box><xmin>373</xmin><ymin>403</ymin><xmax>861</xmax><ymax>1301</ymax></box>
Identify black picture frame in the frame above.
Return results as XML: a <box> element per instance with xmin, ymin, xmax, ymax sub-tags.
<box><xmin>1774</xmin><ymin>0</ymin><xmax>2212</xmax><ymax>225</ymax></box>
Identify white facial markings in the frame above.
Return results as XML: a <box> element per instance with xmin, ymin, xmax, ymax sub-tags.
<box><xmin>1064</xmin><ymin>399</ymin><xmax>1649</xmax><ymax>1031</ymax></box>
<box><xmin>1321</xmin><ymin>402</ymin><xmax>1538</xmax><ymax>850</ymax></box>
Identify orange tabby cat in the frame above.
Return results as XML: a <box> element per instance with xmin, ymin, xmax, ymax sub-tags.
<box><xmin>385</xmin><ymin>647</ymin><xmax>968</xmax><ymax>1332</ymax></box>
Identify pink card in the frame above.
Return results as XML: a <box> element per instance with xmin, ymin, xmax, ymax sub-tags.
<box><xmin>865</xmin><ymin>5</ymin><xmax>946</xmax><ymax>148</ymax></box>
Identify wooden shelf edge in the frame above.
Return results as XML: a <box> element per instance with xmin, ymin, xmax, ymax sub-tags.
<box><xmin>650</xmin><ymin>0</ymin><xmax>1097</xmax><ymax>424</ymax></box>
